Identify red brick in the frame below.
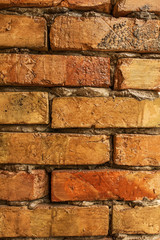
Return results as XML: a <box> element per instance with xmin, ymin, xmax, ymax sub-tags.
<box><xmin>113</xmin><ymin>0</ymin><xmax>160</xmax><ymax>17</ymax></box>
<box><xmin>51</xmin><ymin>169</ymin><xmax>160</xmax><ymax>201</ymax></box>
<box><xmin>113</xmin><ymin>205</ymin><xmax>160</xmax><ymax>234</ymax></box>
<box><xmin>0</xmin><ymin>54</ymin><xmax>110</xmax><ymax>87</ymax></box>
<box><xmin>0</xmin><ymin>14</ymin><xmax>47</xmax><ymax>50</ymax></box>
<box><xmin>114</xmin><ymin>134</ymin><xmax>160</xmax><ymax>166</ymax></box>
<box><xmin>0</xmin><ymin>170</ymin><xmax>48</xmax><ymax>201</ymax></box>
<box><xmin>0</xmin><ymin>0</ymin><xmax>111</xmax><ymax>13</ymax></box>
<box><xmin>0</xmin><ymin>205</ymin><xmax>109</xmax><ymax>237</ymax></box>
<box><xmin>0</xmin><ymin>133</ymin><xmax>110</xmax><ymax>165</ymax></box>
<box><xmin>50</xmin><ymin>16</ymin><xmax>160</xmax><ymax>53</ymax></box>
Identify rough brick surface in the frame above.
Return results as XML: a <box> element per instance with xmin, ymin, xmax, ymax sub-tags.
<box><xmin>0</xmin><ymin>54</ymin><xmax>110</xmax><ymax>87</ymax></box>
<box><xmin>114</xmin><ymin>58</ymin><xmax>160</xmax><ymax>90</ymax></box>
<box><xmin>0</xmin><ymin>92</ymin><xmax>49</xmax><ymax>124</ymax></box>
<box><xmin>51</xmin><ymin>97</ymin><xmax>160</xmax><ymax>128</ymax></box>
<box><xmin>0</xmin><ymin>205</ymin><xmax>109</xmax><ymax>237</ymax></box>
<box><xmin>50</xmin><ymin>16</ymin><xmax>160</xmax><ymax>53</ymax></box>
<box><xmin>113</xmin><ymin>0</ymin><xmax>160</xmax><ymax>17</ymax></box>
<box><xmin>0</xmin><ymin>133</ymin><xmax>110</xmax><ymax>165</ymax></box>
<box><xmin>113</xmin><ymin>205</ymin><xmax>160</xmax><ymax>234</ymax></box>
<box><xmin>0</xmin><ymin>0</ymin><xmax>111</xmax><ymax>12</ymax></box>
<box><xmin>51</xmin><ymin>169</ymin><xmax>160</xmax><ymax>201</ymax></box>
<box><xmin>0</xmin><ymin>170</ymin><xmax>48</xmax><ymax>201</ymax></box>
<box><xmin>0</xmin><ymin>14</ymin><xmax>47</xmax><ymax>50</ymax></box>
<box><xmin>114</xmin><ymin>134</ymin><xmax>160</xmax><ymax>166</ymax></box>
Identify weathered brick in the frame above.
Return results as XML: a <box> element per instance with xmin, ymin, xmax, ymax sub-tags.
<box><xmin>0</xmin><ymin>133</ymin><xmax>110</xmax><ymax>165</ymax></box>
<box><xmin>51</xmin><ymin>97</ymin><xmax>160</xmax><ymax>128</ymax></box>
<box><xmin>0</xmin><ymin>0</ymin><xmax>111</xmax><ymax>13</ymax></box>
<box><xmin>50</xmin><ymin>16</ymin><xmax>160</xmax><ymax>53</ymax></box>
<box><xmin>0</xmin><ymin>92</ymin><xmax>49</xmax><ymax>124</ymax></box>
<box><xmin>113</xmin><ymin>205</ymin><xmax>160</xmax><ymax>234</ymax></box>
<box><xmin>59</xmin><ymin>0</ymin><xmax>111</xmax><ymax>12</ymax></box>
<box><xmin>0</xmin><ymin>54</ymin><xmax>110</xmax><ymax>87</ymax></box>
<box><xmin>52</xmin><ymin>205</ymin><xmax>109</xmax><ymax>236</ymax></box>
<box><xmin>0</xmin><ymin>170</ymin><xmax>48</xmax><ymax>201</ymax></box>
<box><xmin>51</xmin><ymin>169</ymin><xmax>160</xmax><ymax>201</ymax></box>
<box><xmin>113</xmin><ymin>0</ymin><xmax>160</xmax><ymax>17</ymax></box>
<box><xmin>0</xmin><ymin>205</ymin><xmax>109</xmax><ymax>237</ymax></box>
<box><xmin>114</xmin><ymin>134</ymin><xmax>160</xmax><ymax>166</ymax></box>
<box><xmin>0</xmin><ymin>14</ymin><xmax>47</xmax><ymax>50</ymax></box>
<box><xmin>114</xmin><ymin>58</ymin><xmax>160</xmax><ymax>90</ymax></box>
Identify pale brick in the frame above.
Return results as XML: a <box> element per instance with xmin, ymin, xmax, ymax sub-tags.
<box><xmin>50</xmin><ymin>16</ymin><xmax>160</xmax><ymax>53</ymax></box>
<box><xmin>0</xmin><ymin>133</ymin><xmax>110</xmax><ymax>165</ymax></box>
<box><xmin>0</xmin><ymin>92</ymin><xmax>49</xmax><ymax>124</ymax></box>
<box><xmin>114</xmin><ymin>58</ymin><xmax>160</xmax><ymax>90</ymax></box>
<box><xmin>113</xmin><ymin>205</ymin><xmax>160</xmax><ymax>234</ymax></box>
<box><xmin>0</xmin><ymin>14</ymin><xmax>47</xmax><ymax>50</ymax></box>
<box><xmin>51</xmin><ymin>97</ymin><xmax>160</xmax><ymax>128</ymax></box>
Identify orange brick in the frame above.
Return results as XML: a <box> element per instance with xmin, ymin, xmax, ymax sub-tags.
<box><xmin>0</xmin><ymin>205</ymin><xmax>109</xmax><ymax>237</ymax></box>
<box><xmin>51</xmin><ymin>97</ymin><xmax>160</xmax><ymax>128</ymax></box>
<box><xmin>114</xmin><ymin>58</ymin><xmax>160</xmax><ymax>90</ymax></box>
<box><xmin>50</xmin><ymin>16</ymin><xmax>160</xmax><ymax>53</ymax></box>
<box><xmin>51</xmin><ymin>169</ymin><xmax>160</xmax><ymax>201</ymax></box>
<box><xmin>0</xmin><ymin>92</ymin><xmax>49</xmax><ymax>124</ymax></box>
<box><xmin>114</xmin><ymin>134</ymin><xmax>160</xmax><ymax>166</ymax></box>
<box><xmin>113</xmin><ymin>205</ymin><xmax>160</xmax><ymax>234</ymax></box>
<box><xmin>0</xmin><ymin>170</ymin><xmax>48</xmax><ymax>201</ymax></box>
<box><xmin>0</xmin><ymin>133</ymin><xmax>110</xmax><ymax>165</ymax></box>
<box><xmin>113</xmin><ymin>0</ymin><xmax>160</xmax><ymax>17</ymax></box>
<box><xmin>0</xmin><ymin>54</ymin><xmax>110</xmax><ymax>87</ymax></box>
<box><xmin>0</xmin><ymin>14</ymin><xmax>47</xmax><ymax>50</ymax></box>
<box><xmin>0</xmin><ymin>0</ymin><xmax>111</xmax><ymax>12</ymax></box>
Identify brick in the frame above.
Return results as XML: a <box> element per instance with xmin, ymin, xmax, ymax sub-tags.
<box><xmin>0</xmin><ymin>14</ymin><xmax>47</xmax><ymax>50</ymax></box>
<box><xmin>114</xmin><ymin>134</ymin><xmax>160</xmax><ymax>166</ymax></box>
<box><xmin>0</xmin><ymin>170</ymin><xmax>48</xmax><ymax>201</ymax></box>
<box><xmin>0</xmin><ymin>54</ymin><xmax>110</xmax><ymax>87</ymax></box>
<box><xmin>113</xmin><ymin>0</ymin><xmax>160</xmax><ymax>17</ymax></box>
<box><xmin>52</xmin><ymin>205</ymin><xmax>109</xmax><ymax>236</ymax></box>
<box><xmin>50</xmin><ymin>16</ymin><xmax>160</xmax><ymax>53</ymax></box>
<box><xmin>59</xmin><ymin>0</ymin><xmax>111</xmax><ymax>12</ymax></box>
<box><xmin>0</xmin><ymin>205</ymin><xmax>109</xmax><ymax>237</ymax></box>
<box><xmin>112</xmin><ymin>205</ymin><xmax>160</xmax><ymax>234</ymax></box>
<box><xmin>0</xmin><ymin>92</ymin><xmax>49</xmax><ymax>124</ymax></box>
<box><xmin>114</xmin><ymin>58</ymin><xmax>160</xmax><ymax>90</ymax></box>
<box><xmin>51</xmin><ymin>97</ymin><xmax>160</xmax><ymax>128</ymax></box>
<box><xmin>51</xmin><ymin>169</ymin><xmax>160</xmax><ymax>201</ymax></box>
<box><xmin>0</xmin><ymin>0</ymin><xmax>111</xmax><ymax>13</ymax></box>
<box><xmin>0</xmin><ymin>133</ymin><xmax>110</xmax><ymax>165</ymax></box>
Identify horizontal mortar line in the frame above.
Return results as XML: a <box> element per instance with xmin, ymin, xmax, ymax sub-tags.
<box><xmin>1</xmin><ymin>164</ymin><xmax>160</xmax><ymax>172</ymax></box>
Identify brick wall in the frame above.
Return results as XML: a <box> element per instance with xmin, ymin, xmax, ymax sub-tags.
<box><xmin>0</xmin><ymin>1</ymin><xmax>160</xmax><ymax>240</ymax></box>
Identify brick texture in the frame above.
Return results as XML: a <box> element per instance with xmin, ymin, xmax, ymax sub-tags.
<box><xmin>113</xmin><ymin>0</ymin><xmax>160</xmax><ymax>17</ymax></box>
<box><xmin>0</xmin><ymin>170</ymin><xmax>48</xmax><ymax>201</ymax></box>
<box><xmin>51</xmin><ymin>169</ymin><xmax>160</xmax><ymax>201</ymax></box>
<box><xmin>0</xmin><ymin>205</ymin><xmax>109</xmax><ymax>237</ymax></box>
<box><xmin>0</xmin><ymin>0</ymin><xmax>111</xmax><ymax>13</ymax></box>
<box><xmin>50</xmin><ymin>16</ymin><xmax>160</xmax><ymax>53</ymax></box>
<box><xmin>113</xmin><ymin>205</ymin><xmax>160</xmax><ymax>234</ymax></box>
<box><xmin>0</xmin><ymin>133</ymin><xmax>110</xmax><ymax>165</ymax></box>
<box><xmin>0</xmin><ymin>92</ymin><xmax>49</xmax><ymax>124</ymax></box>
<box><xmin>0</xmin><ymin>14</ymin><xmax>47</xmax><ymax>50</ymax></box>
<box><xmin>114</xmin><ymin>134</ymin><xmax>160</xmax><ymax>166</ymax></box>
<box><xmin>114</xmin><ymin>58</ymin><xmax>160</xmax><ymax>90</ymax></box>
<box><xmin>0</xmin><ymin>54</ymin><xmax>110</xmax><ymax>87</ymax></box>
<box><xmin>51</xmin><ymin>97</ymin><xmax>160</xmax><ymax>128</ymax></box>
